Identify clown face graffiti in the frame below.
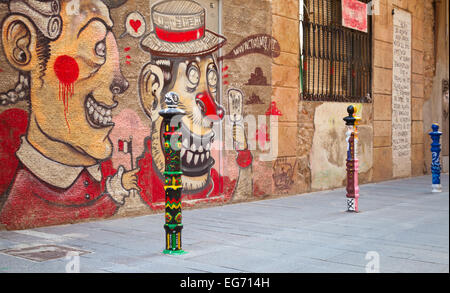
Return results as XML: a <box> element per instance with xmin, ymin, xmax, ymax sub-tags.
<box><xmin>139</xmin><ymin>54</ymin><xmax>224</xmax><ymax>191</ymax></box>
<box><xmin>137</xmin><ymin>0</ymin><xmax>227</xmax><ymax>192</ymax></box>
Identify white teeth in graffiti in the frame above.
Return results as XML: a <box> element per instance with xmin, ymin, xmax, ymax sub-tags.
<box><xmin>206</xmin><ymin>151</ymin><xmax>210</xmax><ymax>159</ymax></box>
<box><xmin>85</xmin><ymin>96</ymin><xmax>115</xmax><ymax>128</ymax></box>
<box><xmin>194</xmin><ymin>154</ymin><xmax>199</xmax><ymax>165</ymax></box>
<box><xmin>200</xmin><ymin>154</ymin><xmax>205</xmax><ymax>163</ymax></box>
<box><xmin>191</xmin><ymin>144</ymin><xmax>197</xmax><ymax>152</ymax></box>
<box><xmin>198</xmin><ymin>145</ymin><xmax>204</xmax><ymax>153</ymax></box>
<box><xmin>186</xmin><ymin>151</ymin><xmax>193</xmax><ymax>164</ymax></box>
<box><xmin>205</xmin><ymin>143</ymin><xmax>211</xmax><ymax>150</ymax></box>
<box><xmin>181</xmin><ymin>148</ymin><xmax>186</xmax><ymax>158</ymax></box>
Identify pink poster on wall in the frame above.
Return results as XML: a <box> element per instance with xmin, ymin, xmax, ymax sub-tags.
<box><xmin>342</xmin><ymin>0</ymin><xmax>368</xmax><ymax>33</ymax></box>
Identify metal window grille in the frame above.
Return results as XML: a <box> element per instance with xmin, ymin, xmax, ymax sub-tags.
<box><xmin>300</xmin><ymin>0</ymin><xmax>372</xmax><ymax>103</ymax></box>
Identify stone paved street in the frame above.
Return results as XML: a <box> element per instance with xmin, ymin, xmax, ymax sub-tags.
<box><xmin>0</xmin><ymin>175</ymin><xmax>448</xmax><ymax>273</ymax></box>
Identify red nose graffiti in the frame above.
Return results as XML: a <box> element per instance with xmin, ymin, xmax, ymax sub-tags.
<box><xmin>195</xmin><ymin>91</ymin><xmax>225</xmax><ymax>121</ymax></box>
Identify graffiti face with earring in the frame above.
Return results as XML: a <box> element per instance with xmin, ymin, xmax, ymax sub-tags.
<box><xmin>1</xmin><ymin>0</ymin><xmax>129</xmax><ymax>164</ymax></box>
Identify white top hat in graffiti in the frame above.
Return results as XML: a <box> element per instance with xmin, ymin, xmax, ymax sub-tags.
<box><xmin>141</xmin><ymin>0</ymin><xmax>226</xmax><ymax>57</ymax></box>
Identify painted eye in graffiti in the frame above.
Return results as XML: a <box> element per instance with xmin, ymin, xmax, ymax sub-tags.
<box><xmin>186</xmin><ymin>62</ymin><xmax>200</xmax><ymax>89</ymax></box>
<box><xmin>207</xmin><ymin>63</ymin><xmax>218</xmax><ymax>96</ymax></box>
<box><xmin>95</xmin><ymin>40</ymin><xmax>106</xmax><ymax>58</ymax></box>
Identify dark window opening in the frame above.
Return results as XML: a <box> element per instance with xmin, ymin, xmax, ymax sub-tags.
<box><xmin>300</xmin><ymin>0</ymin><xmax>372</xmax><ymax>103</ymax></box>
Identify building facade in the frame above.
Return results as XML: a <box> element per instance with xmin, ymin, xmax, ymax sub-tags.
<box><xmin>0</xmin><ymin>0</ymin><xmax>447</xmax><ymax>230</ymax></box>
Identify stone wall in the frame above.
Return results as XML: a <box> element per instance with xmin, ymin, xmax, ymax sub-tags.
<box><xmin>423</xmin><ymin>0</ymin><xmax>449</xmax><ymax>174</ymax></box>
<box><xmin>372</xmin><ymin>0</ymin><xmax>427</xmax><ymax>181</ymax></box>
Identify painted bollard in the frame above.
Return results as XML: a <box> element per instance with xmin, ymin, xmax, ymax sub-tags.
<box><xmin>343</xmin><ymin>105</ymin><xmax>361</xmax><ymax>212</ymax></box>
<box><xmin>429</xmin><ymin>123</ymin><xmax>442</xmax><ymax>193</ymax></box>
<box><xmin>159</xmin><ymin>92</ymin><xmax>187</xmax><ymax>255</ymax></box>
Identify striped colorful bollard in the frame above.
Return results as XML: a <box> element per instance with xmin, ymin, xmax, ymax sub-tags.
<box><xmin>429</xmin><ymin>123</ymin><xmax>442</xmax><ymax>193</ymax></box>
<box><xmin>343</xmin><ymin>105</ymin><xmax>361</xmax><ymax>212</ymax></box>
<box><xmin>160</xmin><ymin>92</ymin><xmax>187</xmax><ymax>255</ymax></box>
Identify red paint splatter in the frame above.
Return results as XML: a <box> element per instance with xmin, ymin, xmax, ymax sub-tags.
<box><xmin>126</xmin><ymin>55</ymin><xmax>131</xmax><ymax>59</ymax></box>
<box><xmin>126</xmin><ymin>61</ymin><xmax>131</xmax><ymax>65</ymax></box>
<box><xmin>124</xmin><ymin>47</ymin><xmax>131</xmax><ymax>52</ymax></box>
<box><xmin>222</xmin><ymin>65</ymin><xmax>229</xmax><ymax>72</ymax></box>
<box><xmin>265</xmin><ymin>101</ymin><xmax>282</xmax><ymax>116</ymax></box>
<box><xmin>54</xmin><ymin>55</ymin><xmax>79</xmax><ymax>130</ymax></box>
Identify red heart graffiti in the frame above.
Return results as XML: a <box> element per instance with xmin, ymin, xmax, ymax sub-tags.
<box><xmin>129</xmin><ymin>19</ymin><xmax>141</xmax><ymax>33</ymax></box>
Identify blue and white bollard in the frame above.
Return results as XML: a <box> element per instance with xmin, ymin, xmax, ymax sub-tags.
<box><xmin>429</xmin><ymin>123</ymin><xmax>442</xmax><ymax>193</ymax></box>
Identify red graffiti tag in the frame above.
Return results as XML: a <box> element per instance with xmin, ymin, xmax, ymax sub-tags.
<box><xmin>54</xmin><ymin>55</ymin><xmax>79</xmax><ymax>130</ymax></box>
<box><xmin>129</xmin><ymin>19</ymin><xmax>141</xmax><ymax>33</ymax></box>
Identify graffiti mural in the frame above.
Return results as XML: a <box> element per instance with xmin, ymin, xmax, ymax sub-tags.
<box><xmin>0</xmin><ymin>0</ymin><xmax>138</xmax><ymax>230</ymax></box>
<box><xmin>246</xmin><ymin>67</ymin><xmax>269</xmax><ymax>86</ymax></box>
<box><xmin>0</xmin><ymin>0</ymin><xmax>283</xmax><ymax>230</ymax></box>
<box><xmin>273</xmin><ymin>158</ymin><xmax>297</xmax><ymax>191</ymax></box>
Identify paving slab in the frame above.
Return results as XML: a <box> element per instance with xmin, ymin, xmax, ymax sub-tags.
<box><xmin>0</xmin><ymin>174</ymin><xmax>448</xmax><ymax>273</ymax></box>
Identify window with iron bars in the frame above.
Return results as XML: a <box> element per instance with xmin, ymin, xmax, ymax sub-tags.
<box><xmin>300</xmin><ymin>0</ymin><xmax>372</xmax><ymax>103</ymax></box>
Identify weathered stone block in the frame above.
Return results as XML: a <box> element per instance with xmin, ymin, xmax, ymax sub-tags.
<box><xmin>374</xmin><ymin>120</ymin><xmax>392</xmax><ymax>137</ymax></box>
<box><xmin>275</xmin><ymin>123</ymin><xmax>298</xmax><ymax>157</ymax></box>
<box><xmin>373</xmin><ymin>147</ymin><xmax>393</xmax><ymax>181</ymax></box>
<box><xmin>373</xmin><ymin>94</ymin><xmax>392</xmax><ymax>121</ymax></box>
<box><xmin>411</xmin><ymin>97</ymin><xmax>424</xmax><ymax>121</ymax></box>
<box><xmin>272</xmin><ymin>15</ymin><xmax>299</xmax><ymax>54</ymax></box>
<box><xmin>273</xmin><ymin>52</ymin><xmax>299</xmax><ymax>68</ymax></box>
<box><xmin>271</xmin><ymin>0</ymin><xmax>299</xmax><ymax>20</ymax></box>
<box><xmin>411</xmin><ymin>143</ymin><xmax>425</xmax><ymax>176</ymax></box>
<box><xmin>411</xmin><ymin>73</ymin><xmax>424</xmax><ymax>98</ymax></box>
<box><xmin>374</xmin><ymin>136</ymin><xmax>392</xmax><ymax>147</ymax></box>
<box><xmin>373</xmin><ymin>40</ymin><xmax>393</xmax><ymax>69</ymax></box>
<box><xmin>373</xmin><ymin>67</ymin><xmax>392</xmax><ymax>95</ymax></box>
<box><xmin>412</xmin><ymin>49</ymin><xmax>424</xmax><ymax>75</ymax></box>
<box><xmin>272</xmin><ymin>64</ymin><xmax>299</xmax><ymax>88</ymax></box>
<box><xmin>271</xmin><ymin>88</ymin><xmax>299</xmax><ymax>123</ymax></box>
<box><xmin>412</xmin><ymin>120</ymin><xmax>424</xmax><ymax>144</ymax></box>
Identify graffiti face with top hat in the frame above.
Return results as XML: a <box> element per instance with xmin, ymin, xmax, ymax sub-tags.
<box><xmin>1</xmin><ymin>0</ymin><xmax>128</xmax><ymax>166</ymax></box>
<box><xmin>139</xmin><ymin>0</ymin><xmax>226</xmax><ymax>191</ymax></box>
